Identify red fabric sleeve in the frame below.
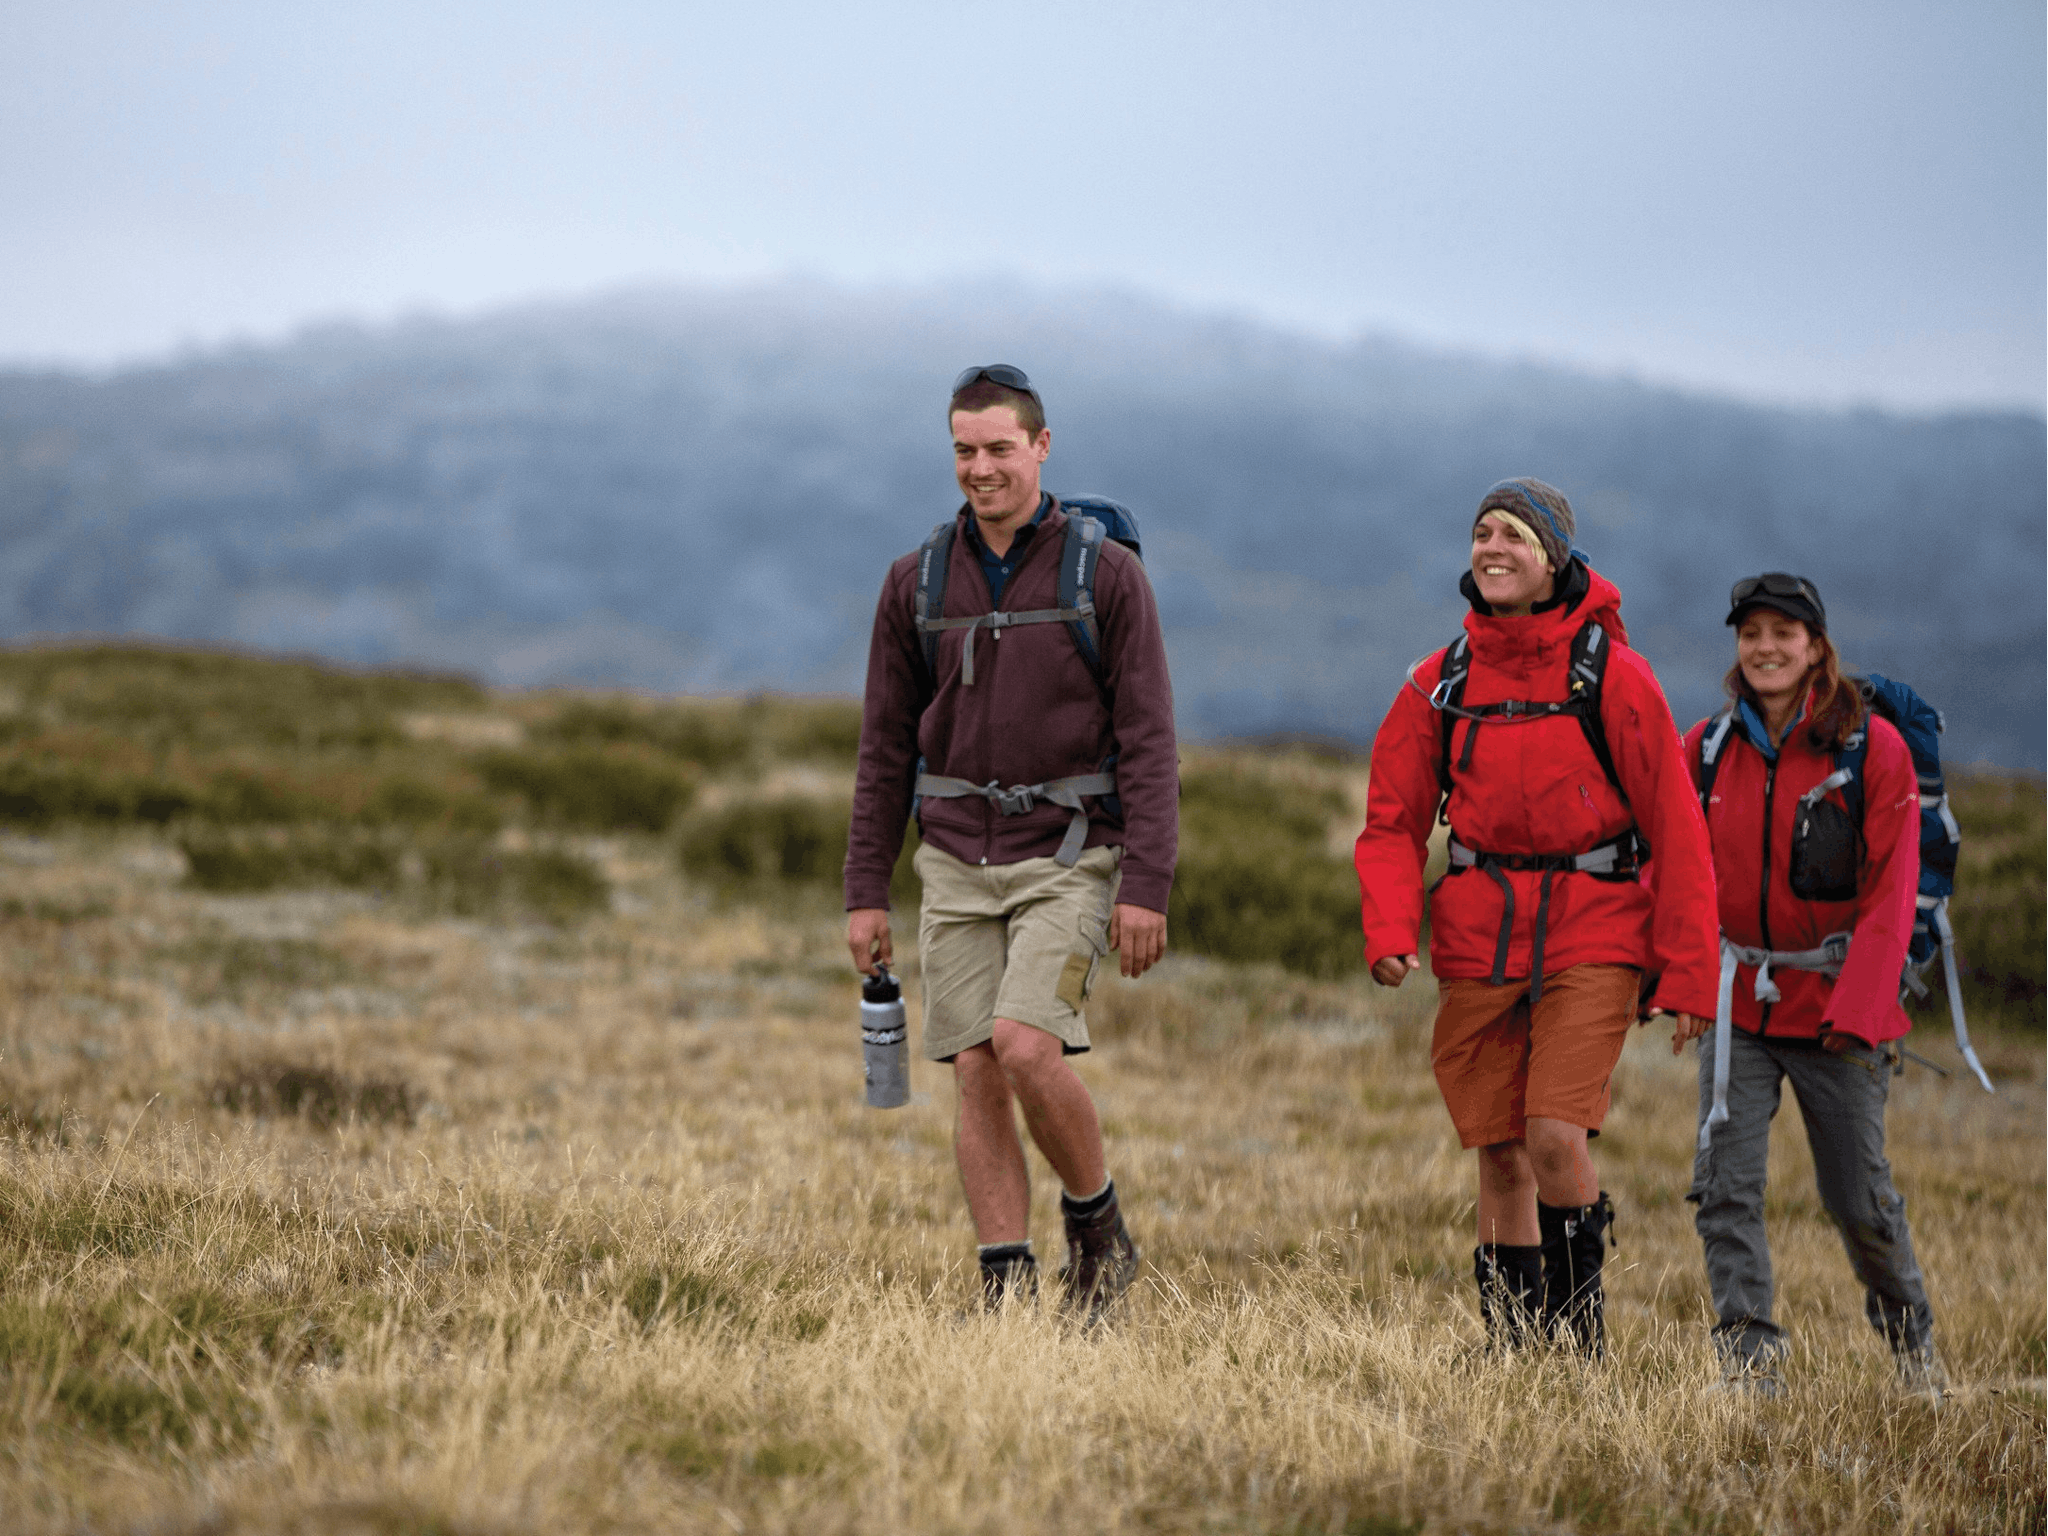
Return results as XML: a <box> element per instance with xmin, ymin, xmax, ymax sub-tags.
<box><xmin>1604</xmin><ymin>654</ymin><xmax>1720</xmax><ymax>1017</ymax></box>
<box><xmin>1824</xmin><ymin>718</ymin><xmax>1921</xmax><ymax>1045</ymax></box>
<box><xmin>1355</xmin><ymin>663</ymin><xmax>1445</xmax><ymax>967</ymax></box>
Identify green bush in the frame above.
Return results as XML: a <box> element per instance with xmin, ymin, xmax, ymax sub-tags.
<box><xmin>1169</xmin><ymin>764</ymin><xmax>1362</xmax><ymax>978</ymax></box>
<box><xmin>358</xmin><ymin>774</ymin><xmax>505</xmax><ymax>832</ymax></box>
<box><xmin>0</xmin><ymin>758</ymin><xmax>198</xmax><ymax>826</ymax></box>
<box><xmin>420</xmin><ymin>838</ymin><xmax>611</xmax><ymax>924</ymax></box>
<box><xmin>679</xmin><ymin>798</ymin><xmax>849</xmax><ymax>891</ymax></box>
<box><xmin>1945</xmin><ymin>771</ymin><xmax>2046</xmax><ymax>1027</ymax></box>
<box><xmin>533</xmin><ymin>698</ymin><xmax>755</xmax><ymax>772</ymax></box>
<box><xmin>177</xmin><ymin>828</ymin><xmax>402</xmax><ymax>893</ymax></box>
<box><xmin>474</xmin><ymin>746</ymin><xmax>695</xmax><ymax>832</ymax></box>
<box><xmin>0</xmin><ymin>644</ymin><xmax>481</xmax><ymax>753</ymax></box>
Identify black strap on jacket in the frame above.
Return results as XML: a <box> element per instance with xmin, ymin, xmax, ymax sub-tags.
<box><xmin>1446</xmin><ymin>830</ymin><xmax>1648</xmax><ymax>1003</ymax></box>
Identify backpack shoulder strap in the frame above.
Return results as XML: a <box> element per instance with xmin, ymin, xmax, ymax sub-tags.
<box><xmin>1057</xmin><ymin>514</ymin><xmax>1108</xmax><ymax>682</ymax></box>
<box><xmin>1834</xmin><ymin>724</ymin><xmax>1869</xmax><ymax>827</ymax></box>
<box><xmin>1697</xmin><ymin>710</ymin><xmax>1736</xmax><ymax>815</ymax></box>
<box><xmin>912</xmin><ymin>521</ymin><xmax>956</xmax><ymax>685</ymax></box>
<box><xmin>1567</xmin><ymin>620</ymin><xmax>1626</xmax><ymax>801</ymax></box>
<box><xmin>1434</xmin><ymin>634</ymin><xmax>1473</xmax><ymax>803</ymax></box>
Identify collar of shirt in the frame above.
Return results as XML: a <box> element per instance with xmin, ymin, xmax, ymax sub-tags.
<box><xmin>966</xmin><ymin>494</ymin><xmax>1051</xmax><ymax>607</ymax></box>
<box><xmin>1737</xmin><ymin>695</ymin><xmax>1808</xmax><ymax>762</ymax></box>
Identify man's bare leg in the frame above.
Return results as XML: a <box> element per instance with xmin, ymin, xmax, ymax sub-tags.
<box><xmin>953</xmin><ymin>1041</ymin><xmax>1031</xmax><ymax>1243</ymax></box>
<box><xmin>989</xmin><ymin>1017</ymin><xmax>1106</xmax><ymax>1196</ymax></box>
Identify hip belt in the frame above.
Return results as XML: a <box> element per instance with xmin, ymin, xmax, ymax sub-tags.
<box><xmin>1699</xmin><ymin>932</ymin><xmax>1851</xmax><ymax>1152</ymax></box>
<box><xmin>1446</xmin><ymin>829</ymin><xmax>1645</xmax><ymax>1005</ymax></box>
<box><xmin>913</xmin><ymin>771</ymin><xmax>1117</xmax><ymax>867</ymax></box>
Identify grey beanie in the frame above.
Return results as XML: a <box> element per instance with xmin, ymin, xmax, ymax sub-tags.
<box><xmin>1474</xmin><ymin>478</ymin><xmax>1578</xmax><ymax>573</ymax></box>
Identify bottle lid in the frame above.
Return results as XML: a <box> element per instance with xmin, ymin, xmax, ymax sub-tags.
<box><xmin>862</xmin><ymin>964</ymin><xmax>901</xmax><ymax>1004</ymax></box>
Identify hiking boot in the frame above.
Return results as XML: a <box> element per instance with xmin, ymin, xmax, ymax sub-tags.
<box><xmin>1058</xmin><ymin>1183</ymin><xmax>1139</xmax><ymax>1324</ymax></box>
<box><xmin>1895</xmin><ymin>1342</ymin><xmax>1950</xmax><ymax>1404</ymax></box>
<box><xmin>977</xmin><ymin>1246</ymin><xmax>1039</xmax><ymax>1313</ymax></box>
<box><xmin>1539</xmin><ymin>1191</ymin><xmax>1615</xmax><ymax>1357</ymax></box>
<box><xmin>1710</xmin><ymin>1351</ymin><xmax>1785</xmax><ymax>1399</ymax></box>
<box><xmin>1474</xmin><ymin>1243</ymin><xmax>1543</xmax><ymax>1351</ymax></box>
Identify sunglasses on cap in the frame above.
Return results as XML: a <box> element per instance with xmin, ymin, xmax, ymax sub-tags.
<box><xmin>1729</xmin><ymin>572</ymin><xmax>1820</xmax><ymax>610</ymax></box>
<box><xmin>951</xmin><ymin>363</ymin><xmax>1040</xmax><ymax>400</ymax></box>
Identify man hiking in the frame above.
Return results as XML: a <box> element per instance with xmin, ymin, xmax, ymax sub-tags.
<box><xmin>844</xmin><ymin>364</ymin><xmax>1178</xmax><ymax>1318</ymax></box>
<box><xmin>1355</xmin><ymin>478</ymin><xmax>1719</xmax><ymax>1356</ymax></box>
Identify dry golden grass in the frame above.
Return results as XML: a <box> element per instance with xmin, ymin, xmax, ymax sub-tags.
<box><xmin>0</xmin><ymin>826</ymin><xmax>2039</xmax><ymax>1535</ymax></box>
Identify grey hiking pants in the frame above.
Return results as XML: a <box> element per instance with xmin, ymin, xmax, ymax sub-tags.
<box><xmin>1687</xmin><ymin>1026</ymin><xmax>1934</xmax><ymax>1365</ymax></box>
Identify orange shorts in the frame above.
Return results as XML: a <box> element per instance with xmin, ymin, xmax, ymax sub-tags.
<box><xmin>1430</xmin><ymin>963</ymin><xmax>1641</xmax><ymax>1149</ymax></box>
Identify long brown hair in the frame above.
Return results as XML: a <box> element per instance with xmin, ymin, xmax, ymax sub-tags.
<box><xmin>1724</xmin><ymin>622</ymin><xmax>1865</xmax><ymax>751</ymax></box>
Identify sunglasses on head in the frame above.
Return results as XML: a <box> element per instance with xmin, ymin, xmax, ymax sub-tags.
<box><xmin>1730</xmin><ymin>572</ymin><xmax>1818</xmax><ymax>608</ymax></box>
<box><xmin>951</xmin><ymin>363</ymin><xmax>1039</xmax><ymax>398</ymax></box>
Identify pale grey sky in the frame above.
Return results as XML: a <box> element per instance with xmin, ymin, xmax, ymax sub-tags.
<box><xmin>2</xmin><ymin>0</ymin><xmax>2041</xmax><ymax>411</ymax></box>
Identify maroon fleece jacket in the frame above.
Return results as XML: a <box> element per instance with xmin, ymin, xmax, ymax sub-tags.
<box><xmin>844</xmin><ymin>501</ymin><xmax>1179</xmax><ymax>914</ymax></box>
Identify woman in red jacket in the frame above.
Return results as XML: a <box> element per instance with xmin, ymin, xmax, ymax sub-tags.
<box><xmin>1684</xmin><ymin>573</ymin><xmax>1942</xmax><ymax>1397</ymax></box>
<box><xmin>1357</xmin><ymin>479</ymin><xmax>1719</xmax><ymax>1356</ymax></box>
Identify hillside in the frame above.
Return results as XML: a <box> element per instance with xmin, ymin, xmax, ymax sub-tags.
<box><xmin>0</xmin><ymin>281</ymin><xmax>2042</xmax><ymax>764</ymax></box>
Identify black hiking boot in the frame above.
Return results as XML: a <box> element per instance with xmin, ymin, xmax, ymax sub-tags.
<box><xmin>1474</xmin><ymin>1242</ymin><xmax>1544</xmax><ymax>1351</ymax></box>
<box><xmin>977</xmin><ymin>1243</ymin><xmax>1039</xmax><ymax>1312</ymax></box>
<box><xmin>1058</xmin><ymin>1182</ymin><xmax>1139</xmax><ymax>1325</ymax></box>
<box><xmin>1539</xmin><ymin>1191</ymin><xmax>1615</xmax><ymax>1357</ymax></box>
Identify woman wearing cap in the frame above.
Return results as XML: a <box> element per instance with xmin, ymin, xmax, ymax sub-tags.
<box><xmin>1356</xmin><ymin>479</ymin><xmax>1719</xmax><ymax>1356</ymax></box>
<box><xmin>1682</xmin><ymin>574</ymin><xmax>1942</xmax><ymax>1397</ymax></box>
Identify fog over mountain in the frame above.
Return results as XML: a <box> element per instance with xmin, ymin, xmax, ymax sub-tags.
<box><xmin>0</xmin><ymin>283</ymin><xmax>2040</xmax><ymax>765</ymax></box>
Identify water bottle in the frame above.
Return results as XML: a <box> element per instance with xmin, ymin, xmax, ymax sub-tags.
<box><xmin>860</xmin><ymin>965</ymin><xmax>910</xmax><ymax>1109</ymax></box>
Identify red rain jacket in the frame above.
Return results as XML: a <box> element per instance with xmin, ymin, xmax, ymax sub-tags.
<box><xmin>1356</xmin><ymin>564</ymin><xmax>1719</xmax><ymax>1018</ymax></box>
<box><xmin>1682</xmin><ymin>699</ymin><xmax>1919</xmax><ymax>1046</ymax></box>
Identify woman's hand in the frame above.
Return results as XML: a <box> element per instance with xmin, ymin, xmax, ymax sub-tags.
<box><xmin>1372</xmin><ymin>953</ymin><xmax>1420</xmax><ymax>988</ymax></box>
<box><xmin>1648</xmin><ymin>1007</ymin><xmax>1711</xmax><ymax>1055</ymax></box>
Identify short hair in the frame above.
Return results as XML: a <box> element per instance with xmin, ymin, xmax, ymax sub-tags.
<box><xmin>948</xmin><ymin>380</ymin><xmax>1046</xmax><ymax>438</ymax></box>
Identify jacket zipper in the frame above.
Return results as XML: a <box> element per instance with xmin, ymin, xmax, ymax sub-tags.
<box><xmin>1757</xmin><ymin>758</ymin><xmax>1777</xmax><ymax>1031</ymax></box>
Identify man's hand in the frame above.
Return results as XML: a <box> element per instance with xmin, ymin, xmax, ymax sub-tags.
<box><xmin>1647</xmin><ymin>1008</ymin><xmax>1711</xmax><ymax>1055</ymax></box>
<box><xmin>1819</xmin><ymin>1027</ymin><xmax>1857</xmax><ymax>1055</ymax></box>
<box><xmin>1372</xmin><ymin>953</ymin><xmax>1420</xmax><ymax>988</ymax></box>
<box><xmin>1108</xmin><ymin>904</ymin><xmax>1166</xmax><ymax>978</ymax></box>
<box><xmin>847</xmin><ymin>908</ymin><xmax>892</xmax><ymax>975</ymax></box>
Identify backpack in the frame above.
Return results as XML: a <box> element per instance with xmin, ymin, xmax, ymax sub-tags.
<box><xmin>1431</xmin><ymin>618</ymin><xmax>1625</xmax><ymax>817</ymax></box>
<box><xmin>1695</xmin><ymin>674</ymin><xmax>1992</xmax><ymax>1091</ymax></box>
<box><xmin>912</xmin><ymin>494</ymin><xmax>1142</xmax><ymax>688</ymax></box>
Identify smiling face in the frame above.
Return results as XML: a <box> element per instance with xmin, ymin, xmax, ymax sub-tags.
<box><xmin>1469</xmin><ymin>513</ymin><xmax>1556</xmax><ymax>613</ymax></box>
<box><xmin>1735</xmin><ymin>608</ymin><xmax>1826</xmax><ymax>711</ymax></box>
<box><xmin>952</xmin><ymin>405</ymin><xmax>1050</xmax><ymax>531</ymax></box>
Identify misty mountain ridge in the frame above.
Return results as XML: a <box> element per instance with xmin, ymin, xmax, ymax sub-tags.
<box><xmin>0</xmin><ymin>280</ymin><xmax>2040</xmax><ymax>765</ymax></box>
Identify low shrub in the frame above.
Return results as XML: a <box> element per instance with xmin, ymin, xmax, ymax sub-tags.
<box><xmin>679</xmin><ymin>798</ymin><xmax>849</xmax><ymax>891</ymax></box>
<box><xmin>177</xmin><ymin>827</ymin><xmax>402</xmax><ymax>893</ymax></box>
<box><xmin>534</xmin><ymin>698</ymin><xmax>754</xmax><ymax>771</ymax></box>
<box><xmin>420</xmin><ymin>838</ymin><xmax>611</xmax><ymax>924</ymax></box>
<box><xmin>1170</xmin><ymin>763</ymin><xmax>1362</xmax><ymax>978</ymax></box>
<box><xmin>474</xmin><ymin>746</ymin><xmax>694</xmax><ymax>832</ymax></box>
<box><xmin>0</xmin><ymin>758</ymin><xmax>198</xmax><ymax>826</ymax></box>
<box><xmin>1944</xmin><ymin>771</ymin><xmax>2046</xmax><ymax>1027</ymax></box>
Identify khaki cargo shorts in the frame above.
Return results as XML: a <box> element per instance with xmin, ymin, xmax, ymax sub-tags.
<box><xmin>915</xmin><ymin>841</ymin><xmax>1122</xmax><ymax>1061</ymax></box>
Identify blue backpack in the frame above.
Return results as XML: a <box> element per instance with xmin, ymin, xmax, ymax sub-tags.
<box><xmin>1696</xmin><ymin>674</ymin><xmax>1991</xmax><ymax>1091</ymax></box>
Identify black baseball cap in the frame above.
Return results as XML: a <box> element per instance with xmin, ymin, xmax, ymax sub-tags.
<box><xmin>1726</xmin><ymin>572</ymin><xmax>1826</xmax><ymax>632</ymax></box>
